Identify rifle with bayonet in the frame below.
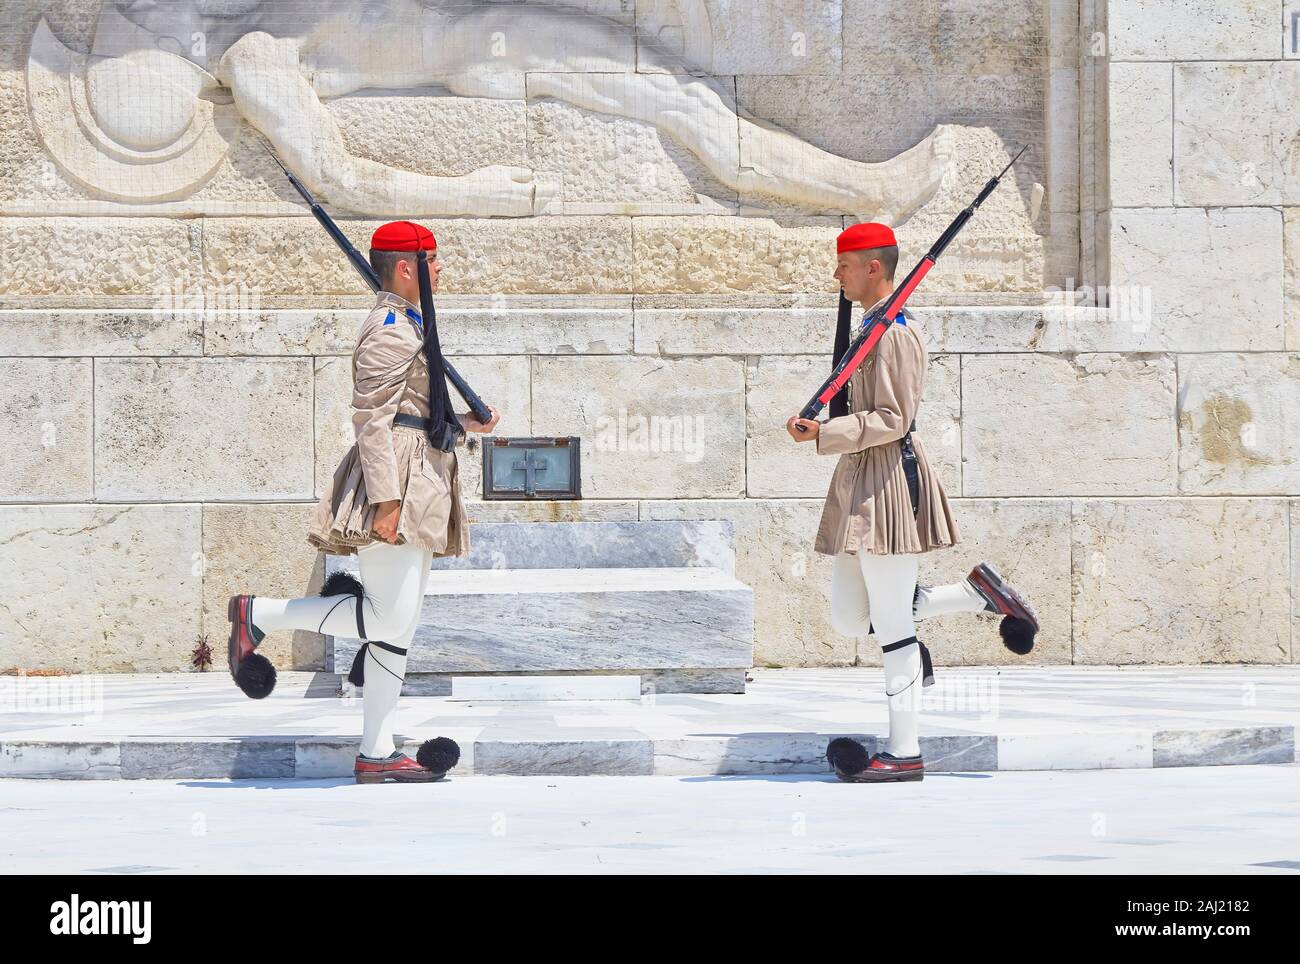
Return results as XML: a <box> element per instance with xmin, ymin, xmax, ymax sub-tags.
<box><xmin>262</xmin><ymin>144</ymin><xmax>494</xmax><ymax>426</ymax></box>
<box><xmin>795</xmin><ymin>145</ymin><xmax>1026</xmax><ymax>429</ymax></box>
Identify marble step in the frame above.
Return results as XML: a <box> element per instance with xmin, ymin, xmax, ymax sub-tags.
<box><xmin>327</xmin><ymin>566</ymin><xmax>753</xmax><ymax>677</ymax></box>
<box><xmin>419</xmin><ymin>520</ymin><xmax>736</xmax><ymax>573</ymax></box>
<box><xmin>3</xmin><ymin>724</ymin><xmax>1293</xmax><ymax>779</ymax></box>
<box><xmin>396</xmin><ymin>668</ymin><xmax>745</xmax><ymax>697</ymax></box>
<box><xmin>448</xmin><ymin>675</ymin><xmax>643</xmax><ymax>701</ymax></box>
<box><xmin>4</xmin><ymin>668</ymin><xmax>1295</xmax><ymax>780</ymax></box>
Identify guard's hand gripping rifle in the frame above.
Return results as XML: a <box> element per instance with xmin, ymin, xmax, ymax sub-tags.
<box><xmin>263</xmin><ymin>146</ymin><xmax>494</xmax><ymax>426</ymax></box>
<box><xmin>795</xmin><ymin>146</ymin><xmax>1026</xmax><ymax>428</ymax></box>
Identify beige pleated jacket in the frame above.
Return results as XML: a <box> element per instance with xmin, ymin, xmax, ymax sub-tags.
<box><xmin>307</xmin><ymin>291</ymin><xmax>471</xmax><ymax>558</ymax></box>
<box><xmin>813</xmin><ymin>304</ymin><xmax>961</xmax><ymax>557</ymax></box>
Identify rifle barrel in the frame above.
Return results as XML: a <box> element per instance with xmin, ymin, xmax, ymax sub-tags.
<box><xmin>261</xmin><ymin>140</ymin><xmax>492</xmax><ymax>424</ymax></box>
<box><xmin>796</xmin><ymin>146</ymin><xmax>1026</xmax><ymax>424</ymax></box>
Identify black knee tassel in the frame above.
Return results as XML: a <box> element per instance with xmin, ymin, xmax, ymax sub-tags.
<box><xmin>881</xmin><ymin>635</ymin><xmax>936</xmax><ymax>688</ymax></box>
<box><xmin>321</xmin><ymin>570</ymin><xmax>367</xmax><ymax>638</ymax></box>
<box><xmin>347</xmin><ymin>643</ymin><xmax>369</xmax><ymax>687</ymax></box>
<box><xmin>918</xmin><ymin>639</ymin><xmax>934</xmax><ymax>687</ymax></box>
<box><xmin>346</xmin><ymin>640</ymin><xmax>410</xmax><ymax>688</ymax></box>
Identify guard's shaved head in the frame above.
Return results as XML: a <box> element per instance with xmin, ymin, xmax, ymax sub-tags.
<box><xmin>855</xmin><ymin>245</ymin><xmax>898</xmax><ymax>282</ymax></box>
<box><xmin>369</xmin><ymin>249</ymin><xmax>415</xmax><ymax>290</ymax></box>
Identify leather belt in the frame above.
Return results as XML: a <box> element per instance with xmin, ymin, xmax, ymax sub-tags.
<box><xmin>393</xmin><ymin>412</ymin><xmax>461</xmax><ymax>452</ymax></box>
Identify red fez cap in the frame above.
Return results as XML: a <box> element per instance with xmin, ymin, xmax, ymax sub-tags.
<box><xmin>371</xmin><ymin>220</ymin><xmax>437</xmax><ymax>252</ymax></box>
<box><xmin>837</xmin><ymin>222</ymin><xmax>897</xmax><ymax>254</ymax></box>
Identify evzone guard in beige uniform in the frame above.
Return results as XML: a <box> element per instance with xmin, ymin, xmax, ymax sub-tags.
<box><xmin>226</xmin><ymin>220</ymin><xmax>500</xmax><ymax>784</ymax></box>
<box><xmin>787</xmin><ymin>222</ymin><xmax>1039</xmax><ymax>784</ymax></box>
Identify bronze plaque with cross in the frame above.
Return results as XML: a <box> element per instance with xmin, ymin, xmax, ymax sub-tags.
<box><xmin>481</xmin><ymin>437</ymin><xmax>581</xmax><ymax>500</ymax></box>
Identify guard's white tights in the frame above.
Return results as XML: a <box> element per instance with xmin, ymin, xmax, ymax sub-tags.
<box><xmin>250</xmin><ymin>540</ymin><xmax>435</xmax><ymax>759</ymax></box>
<box><xmin>830</xmin><ymin>553</ymin><xmax>993</xmax><ymax>756</ymax></box>
<box><xmin>915</xmin><ymin>579</ymin><xmax>989</xmax><ymax>620</ymax></box>
<box><xmin>831</xmin><ymin>551</ymin><xmax>923</xmax><ymax>756</ymax></box>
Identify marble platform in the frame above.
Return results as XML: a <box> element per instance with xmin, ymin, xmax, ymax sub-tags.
<box><xmin>0</xmin><ymin>666</ymin><xmax>1295</xmax><ymax>780</ymax></box>
<box><xmin>324</xmin><ymin>521</ymin><xmax>754</xmax><ymax>694</ymax></box>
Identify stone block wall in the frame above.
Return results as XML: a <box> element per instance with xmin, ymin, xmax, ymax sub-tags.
<box><xmin>1076</xmin><ymin>0</ymin><xmax>1297</xmax><ymax>670</ymax></box>
<box><xmin>1</xmin><ymin>0</ymin><xmax>1294</xmax><ymax>674</ymax></box>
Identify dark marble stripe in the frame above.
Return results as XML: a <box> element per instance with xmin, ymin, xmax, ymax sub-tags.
<box><xmin>1153</xmin><ymin>726</ymin><xmax>1295</xmax><ymax>767</ymax></box>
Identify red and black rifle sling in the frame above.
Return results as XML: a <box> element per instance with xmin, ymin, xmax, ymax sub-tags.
<box><xmin>798</xmin><ymin>146</ymin><xmax>1027</xmax><ymax>466</ymax></box>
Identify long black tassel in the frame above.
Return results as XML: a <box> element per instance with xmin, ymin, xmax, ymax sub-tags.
<box><xmin>347</xmin><ymin>643</ymin><xmax>369</xmax><ymax>687</ymax></box>
<box><xmin>321</xmin><ymin>571</ymin><xmax>372</xmax><ymax>686</ymax></box>
<box><xmin>828</xmin><ymin>289</ymin><xmax>853</xmax><ymax>419</ymax></box>
<box><xmin>416</xmin><ymin>252</ymin><xmax>462</xmax><ymax>447</ymax></box>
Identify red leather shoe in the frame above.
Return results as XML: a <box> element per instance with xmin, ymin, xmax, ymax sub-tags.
<box><xmin>838</xmin><ymin>750</ymin><xmax>925</xmax><ymax>783</ymax></box>
<box><xmin>967</xmin><ymin>562</ymin><xmax>1039</xmax><ymax>655</ymax></box>
<box><xmin>354</xmin><ymin>751</ymin><xmax>443</xmax><ymax>784</ymax></box>
<box><xmin>227</xmin><ymin>595</ymin><xmax>275</xmax><ymax>699</ymax></box>
<box><xmin>228</xmin><ymin>595</ymin><xmax>259</xmax><ymax>670</ymax></box>
<box><xmin>968</xmin><ymin>563</ymin><xmax>1037</xmax><ymax>627</ymax></box>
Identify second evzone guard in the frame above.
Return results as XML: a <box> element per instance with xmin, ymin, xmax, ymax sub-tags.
<box><xmin>788</xmin><ymin>222</ymin><xmax>1039</xmax><ymax>784</ymax></box>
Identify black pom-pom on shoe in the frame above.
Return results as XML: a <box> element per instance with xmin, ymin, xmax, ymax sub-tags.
<box><xmin>826</xmin><ymin>737</ymin><xmax>870</xmax><ymax>776</ymax></box>
<box><xmin>1000</xmin><ymin>615</ymin><xmax>1036</xmax><ymax>655</ymax></box>
<box><xmin>416</xmin><ymin>737</ymin><xmax>461</xmax><ymax>775</ymax></box>
<box><xmin>235</xmin><ymin>652</ymin><xmax>277</xmax><ymax>699</ymax></box>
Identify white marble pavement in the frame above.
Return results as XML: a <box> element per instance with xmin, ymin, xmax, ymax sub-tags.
<box><xmin>0</xmin><ymin>666</ymin><xmax>1295</xmax><ymax>779</ymax></box>
<box><xmin>5</xmin><ymin>767</ymin><xmax>1299</xmax><ymax>874</ymax></box>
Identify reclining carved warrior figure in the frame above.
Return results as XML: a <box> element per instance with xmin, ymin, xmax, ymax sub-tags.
<box><xmin>31</xmin><ymin>0</ymin><xmax>954</xmax><ymax>219</ymax></box>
